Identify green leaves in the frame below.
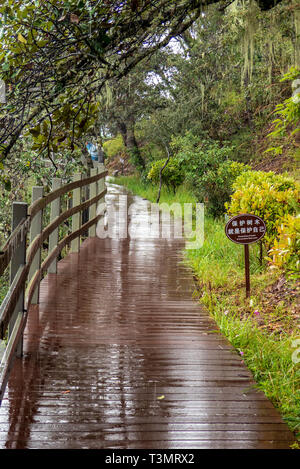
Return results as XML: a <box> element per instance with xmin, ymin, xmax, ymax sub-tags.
<box><xmin>266</xmin><ymin>67</ymin><xmax>300</xmax><ymax>155</ymax></box>
<box><xmin>268</xmin><ymin>214</ymin><xmax>300</xmax><ymax>280</ymax></box>
<box><xmin>147</xmin><ymin>157</ymin><xmax>184</xmax><ymax>192</ymax></box>
<box><xmin>3</xmin><ymin>178</ymin><xmax>11</xmax><ymax>191</ymax></box>
<box><xmin>169</xmin><ymin>132</ymin><xmax>246</xmax><ymax>216</ymax></box>
<box><xmin>226</xmin><ymin>170</ymin><xmax>300</xmax><ymax>250</ymax></box>
<box><xmin>17</xmin><ymin>33</ymin><xmax>27</xmax><ymax>44</ymax></box>
<box><xmin>0</xmin><ymin>172</ymin><xmax>11</xmax><ymax>191</ymax></box>
<box><xmin>29</xmin><ymin>124</ymin><xmax>41</xmax><ymax>138</ymax></box>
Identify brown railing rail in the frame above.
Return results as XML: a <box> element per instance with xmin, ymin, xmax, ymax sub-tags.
<box><xmin>0</xmin><ymin>163</ymin><xmax>107</xmax><ymax>403</ymax></box>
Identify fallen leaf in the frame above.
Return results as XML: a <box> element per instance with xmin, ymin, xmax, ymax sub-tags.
<box><xmin>157</xmin><ymin>395</ymin><xmax>165</xmax><ymax>400</ymax></box>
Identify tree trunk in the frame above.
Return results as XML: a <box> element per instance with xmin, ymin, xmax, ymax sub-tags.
<box><xmin>117</xmin><ymin>118</ymin><xmax>145</xmax><ymax>170</ymax></box>
<box><xmin>127</xmin><ymin>118</ymin><xmax>145</xmax><ymax>170</ymax></box>
<box><xmin>117</xmin><ymin>121</ymin><xmax>128</xmax><ymax>148</ymax></box>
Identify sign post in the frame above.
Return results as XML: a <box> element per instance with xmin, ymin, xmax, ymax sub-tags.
<box><xmin>244</xmin><ymin>244</ymin><xmax>250</xmax><ymax>298</ymax></box>
<box><xmin>225</xmin><ymin>214</ymin><xmax>266</xmax><ymax>298</ymax></box>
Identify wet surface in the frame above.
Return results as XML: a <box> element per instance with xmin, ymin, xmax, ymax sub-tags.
<box><xmin>0</xmin><ymin>181</ymin><xmax>296</xmax><ymax>449</ymax></box>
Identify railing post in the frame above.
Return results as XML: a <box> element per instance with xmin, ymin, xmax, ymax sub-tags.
<box><xmin>97</xmin><ymin>163</ymin><xmax>106</xmax><ymax>210</ymax></box>
<box><xmin>9</xmin><ymin>202</ymin><xmax>27</xmax><ymax>357</ymax></box>
<box><xmin>88</xmin><ymin>168</ymin><xmax>98</xmax><ymax>237</ymax></box>
<box><xmin>48</xmin><ymin>178</ymin><xmax>61</xmax><ymax>274</ymax></box>
<box><xmin>82</xmin><ymin>172</ymin><xmax>89</xmax><ymax>237</ymax></box>
<box><xmin>28</xmin><ymin>187</ymin><xmax>44</xmax><ymax>304</ymax></box>
<box><xmin>71</xmin><ymin>173</ymin><xmax>82</xmax><ymax>253</ymax></box>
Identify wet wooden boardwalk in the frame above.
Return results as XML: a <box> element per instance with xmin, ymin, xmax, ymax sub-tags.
<box><xmin>0</xmin><ymin>183</ymin><xmax>296</xmax><ymax>449</ymax></box>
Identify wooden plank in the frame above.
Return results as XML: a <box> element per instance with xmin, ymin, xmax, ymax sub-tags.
<box><xmin>1</xmin><ymin>204</ymin><xmax>106</xmax><ymax>340</ymax></box>
<box><xmin>0</xmin><ymin>311</ymin><xmax>27</xmax><ymax>403</ymax></box>
<box><xmin>0</xmin><ymin>194</ymin><xmax>106</xmax><ymax>339</ymax></box>
<box><xmin>25</xmin><ymin>212</ymin><xmax>104</xmax><ymax>309</ymax></box>
<box><xmin>0</xmin><ymin>182</ymin><xmax>296</xmax><ymax>450</ymax></box>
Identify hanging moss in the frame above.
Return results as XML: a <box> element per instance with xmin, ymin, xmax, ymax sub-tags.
<box><xmin>104</xmin><ymin>82</ymin><xmax>113</xmax><ymax>110</ymax></box>
<box><xmin>268</xmin><ymin>40</ymin><xmax>274</xmax><ymax>84</ymax></box>
<box><xmin>240</xmin><ymin>0</ymin><xmax>258</xmax><ymax>87</ymax></box>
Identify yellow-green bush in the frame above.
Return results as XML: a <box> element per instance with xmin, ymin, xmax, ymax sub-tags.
<box><xmin>225</xmin><ymin>170</ymin><xmax>299</xmax><ymax>249</ymax></box>
<box><xmin>103</xmin><ymin>134</ymin><xmax>125</xmax><ymax>159</ymax></box>
<box><xmin>267</xmin><ymin>214</ymin><xmax>300</xmax><ymax>280</ymax></box>
<box><xmin>147</xmin><ymin>158</ymin><xmax>184</xmax><ymax>192</ymax></box>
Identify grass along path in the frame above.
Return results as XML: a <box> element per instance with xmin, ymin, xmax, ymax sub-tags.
<box><xmin>112</xmin><ymin>174</ymin><xmax>300</xmax><ymax>445</ymax></box>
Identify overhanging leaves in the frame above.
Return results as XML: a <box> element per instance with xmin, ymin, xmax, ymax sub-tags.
<box><xmin>0</xmin><ymin>0</ymin><xmax>285</xmax><ymax>161</ymax></box>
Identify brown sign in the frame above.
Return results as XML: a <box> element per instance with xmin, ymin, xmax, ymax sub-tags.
<box><xmin>225</xmin><ymin>214</ymin><xmax>266</xmax><ymax>245</ymax></box>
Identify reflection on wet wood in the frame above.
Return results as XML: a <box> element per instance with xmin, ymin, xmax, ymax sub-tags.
<box><xmin>0</xmin><ymin>183</ymin><xmax>296</xmax><ymax>449</ymax></box>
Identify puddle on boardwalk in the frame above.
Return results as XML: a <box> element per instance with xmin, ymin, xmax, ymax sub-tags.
<box><xmin>0</xmin><ymin>180</ymin><xmax>296</xmax><ymax>449</ymax></box>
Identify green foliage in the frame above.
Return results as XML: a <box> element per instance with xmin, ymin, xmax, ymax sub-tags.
<box><xmin>200</xmin><ymin>160</ymin><xmax>251</xmax><ymax>217</ymax></box>
<box><xmin>0</xmin><ymin>0</ymin><xmax>218</xmax><ymax>161</ymax></box>
<box><xmin>103</xmin><ymin>135</ymin><xmax>125</xmax><ymax>160</ymax></box>
<box><xmin>113</xmin><ymin>174</ymin><xmax>197</xmax><ymax>210</ymax></box>
<box><xmin>147</xmin><ymin>157</ymin><xmax>184</xmax><ymax>192</ymax></box>
<box><xmin>266</xmin><ymin>67</ymin><xmax>300</xmax><ymax>155</ymax></box>
<box><xmin>207</xmin><ymin>296</ymin><xmax>300</xmax><ymax>438</ymax></box>
<box><xmin>185</xmin><ymin>214</ymin><xmax>300</xmax><ymax>439</ymax></box>
<box><xmin>226</xmin><ymin>170</ymin><xmax>300</xmax><ymax>249</ymax></box>
<box><xmin>170</xmin><ymin>132</ymin><xmax>249</xmax><ymax>216</ymax></box>
<box><xmin>186</xmin><ymin>215</ymin><xmax>263</xmax><ymax>288</ymax></box>
<box><xmin>128</xmin><ymin>146</ymin><xmax>145</xmax><ymax>172</ymax></box>
<box><xmin>0</xmin><ymin>135</ymin><xmax>84</xmax><ymax>247</ymax></box>
<box><xmin>267</xmin><ymin>214</ymin><xmax>300</xmax><ymax>280</ymax></box>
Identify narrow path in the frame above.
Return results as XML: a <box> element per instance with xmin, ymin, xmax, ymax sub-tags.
<box><xmin>0</xmin><ymin>182</ymin><xmax>296</xmax><ymax>449</ymax></box>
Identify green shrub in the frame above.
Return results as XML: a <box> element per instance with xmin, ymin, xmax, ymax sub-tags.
<box><xmin>200</xmin><ymin>160</ymin><xmax>250</xmax><ymax>217</ymax></box>
<box><xmin>170</xmin><ymin>132</ymin><xmax>248</xmax><ymax>216</ymax></box>
<box><xmin>103</xmin><ymin>134</ymin><xmax>125</xmax><ymax>159</ymax></box>
<box><xmin>266</xmin><ymin>67</ymin><xmax>300</xmax><ymax>156</ymax></box>
<box><xmin>225</xmin><ymin>170</ymin><xmax>300</xmax><ymax>249</ymax></box>
<box><xmin>267</xmin><ymin>214</ymin><xmax>300</xmax><ymax>280</ymax></box>
<box><xmin>147</xmin><ymin>157</ymin><xmax>184</xmax><ymax>192</ymax></box>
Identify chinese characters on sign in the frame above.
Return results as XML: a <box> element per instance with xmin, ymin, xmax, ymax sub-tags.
<box><xmin>225</xmin><ymin>214</ymin><xmax>266</xmax><ymax>298</ymax></box>
<box><xmin>225</xmin><ymin>214</ymin><xmax>266</xmax><ymax>245</ymax></box>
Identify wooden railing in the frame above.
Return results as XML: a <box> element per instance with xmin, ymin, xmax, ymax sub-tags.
<box><xmin>0</xmin><ymin>163</ymin><xmax>107</xmax><ymax>403</ymax></box>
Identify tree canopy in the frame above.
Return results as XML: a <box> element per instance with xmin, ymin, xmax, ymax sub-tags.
<box><xmin>0</xmin><ymin>0</ymin><xmax>284</xmax><ymax>162</ymax></box>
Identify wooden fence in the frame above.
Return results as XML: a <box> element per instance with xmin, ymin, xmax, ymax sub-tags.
<box><xmin>0</xmin><ymin>163</ymin><xmax>107</xmax><ymax>402</ymax></box>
